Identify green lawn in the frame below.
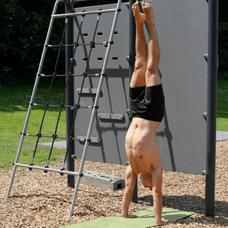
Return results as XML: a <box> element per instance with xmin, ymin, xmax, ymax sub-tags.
<box><xmin>217</xmin><ymin>80</ymin><xmax>228</xmax><ymax>131</ymax></box>
<box><xmin>0</xmin><ymin>80</ymin><xmax>227</xmax><ymax>169</ymax></box>
<box><xmin>0</xmin><ymin>85</ymin><xmax>67</xmax><ymax>169</ymax></box>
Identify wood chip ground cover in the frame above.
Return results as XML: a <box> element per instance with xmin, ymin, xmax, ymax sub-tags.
<box><xmin>0</xmin><ymin>141</ymin><xmax>227</xmax><ymax>227</ymax></box>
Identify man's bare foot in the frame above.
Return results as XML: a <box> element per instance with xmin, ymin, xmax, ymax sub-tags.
<box><xmin>132</xmin><ymin>0</ymin><xmax>146</xmax><ymax>24</ymax></box>
<box><xmin>142</xmin><ymin>0</ymin><xmax>155</xmax><ymax>22</ymax></box>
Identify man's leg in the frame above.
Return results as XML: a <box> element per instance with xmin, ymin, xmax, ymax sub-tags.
<box><xmin>143</xmin><ymin>0</ymin><xmax>161</xmax><ymax>86</ymax></box>
<box><xmin>130</xmin><ymin>0</ymin><xmax>147</xmax><ymax>88</ymax></box>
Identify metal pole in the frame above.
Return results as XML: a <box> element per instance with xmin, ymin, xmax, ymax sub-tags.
<box><xmin>65</xmin><ymin>0</ymin><xmax>75</xmax><ymax>188</ymax></box>
<box><xmin>129</xmin><ymin>0</ymin><xmax>138</xmax><ymax>204</ymax></box>
<box><xmin>53</xmin><ymin>8</ymin><xmax>117</xmax><ymax>18</ymax></box>
<box><xmin>205</xmin><ymin>0</ymin><xmax>219</xmax><ymax>218</ymax></box>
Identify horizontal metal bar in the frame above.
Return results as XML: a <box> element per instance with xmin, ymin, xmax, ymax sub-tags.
<box><xmin>39</xmin><ymin>73</ymin><xmax>66</xmax><ymax>77</ymax></box>
<box><xmin>81</xmin><ymin>105</ymin><xmax>99</xmax><ymax>109</ymax></box>
<box><xmin>98</xmin><ymin>113</ymin><xmax>124</xmax><ymax>121</ymax></box>
<box><xmin>77</xmin><ymin>88</ymin><xmax>98</xmax><ymax>95</ymax></box>
<box><xmin>15</xmin><ymin>163</ymin><xmax>79</xmax><ymax>176</ymax></box>
<box><xmin>77</xmin><ymin>136</ymin><xmax>102</xmax><ymax>144</ymax></box>
<box><xmin>37</xmin><ymin>104</ymin><xmax>99</xmax><ymax>110</ymax></box>
<box><xmin>46</xmin><ymin>42</ymin><xmax>107</xmax><ymax>48</ymax></box>
<box><xmin>26</xmin><ymin>134</ymin><xmax>53</xmax><ymax>138</ymax></box>
<box><xmin>52</xmin><ymin>8</ymin><xmax>117</xmax><ymax>18</ymax></box>
<box><xmin>32</xmin><ymin>103</ymin><xmax>74</xmax><ymax>108</ymax></box>
<box><xmin>76</xmin><ymin>88</ymin><xmax>103</xmax><ymax>97</ymax></box>
<box><xmin>72</xmin><ymin>73</ymin><xmax>101</xmax><ymax>77</ymax></box>
<box><xmin>39</xmin><ymin>73</ymin><xmax>101</xmax><ymax>77</ymax></box>
<box><xmin>25</xmin><ymin>133</ymin><xmax>76</xmax><ymax>141</ymax></box>
<box><xmin>32</xmin><ymin>103</ymin><xmax>59</xmax><ymax>107</ymax></box>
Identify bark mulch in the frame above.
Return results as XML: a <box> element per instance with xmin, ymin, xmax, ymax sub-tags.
<box><xmin>0</xmin><ymin>141</ymin><xmax>227</xmax><ymax>228</ymax></box>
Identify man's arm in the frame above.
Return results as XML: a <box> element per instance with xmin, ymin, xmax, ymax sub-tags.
<box><xmin>122</xmin><ymin>165</ymin><xmax>137</xmax><ymax>218</ymax></box>
<box><xmin>152</xmin><ymin>160</ymin><xmax>163</xmax><ymax>225</ymax></box>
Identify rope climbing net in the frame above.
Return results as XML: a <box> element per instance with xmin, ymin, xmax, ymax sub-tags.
<box><xmin>6</xmin><ymin>0</ymin><xmax>122</xmax><ymax>217</ymax></box>
<box><xmin>28</xmin><ymin>8</ymin><xmax>111</xmax><ymax>172</ymax></box>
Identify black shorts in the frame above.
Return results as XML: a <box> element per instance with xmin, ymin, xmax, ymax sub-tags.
<box><xmin>129</xmin><ymin>84</ymin><xmax>165</xmax><ymax>122</ymax></box>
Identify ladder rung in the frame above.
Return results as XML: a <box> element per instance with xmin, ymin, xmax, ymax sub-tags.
<box><xmin>38</xmin><ymin>73</ymin><xmax>66</xmax><ymax>77</ymax></box>
<box><xmin>77</xmin><ymin>136</ymin><xmax>102</xmax><ymax>145</ymax></box>
<box><xmin>52</xmin><ymin>8</ymin><xmax>117</xmax><ymax>18</ymax></box>
<box><xmin>70</xmin><ymin>105</ymin><xmax>99</xmax><ymax>110</ymax></box>
<box><xmin>15</xmin><ymin>163</ymin><xmax>79</xmax><ymax>176</ymax></box>
<box><xmin>77</xmin><ymin>88</ymin><xmax>102</xmax><ymax>97</ymax></box>
<box><xmin>98</xmin><ymin>113</ymin><xmax>125</xmax><ymax>122</ymax></box>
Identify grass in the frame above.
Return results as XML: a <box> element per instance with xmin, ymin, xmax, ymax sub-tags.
<box><xmin>217</xmin><ymin>80</ymin><xmax>228</xmax><ymax>131</ymax></box>
<box><xmin>0</xmin><ymin>79</ymin><xmax>227</xmax><ymax>169</ymax></box>
<box><xmin>0</xmin><ymin>84</ymin><xmax>67</xmax><ymax>169</ymax></box>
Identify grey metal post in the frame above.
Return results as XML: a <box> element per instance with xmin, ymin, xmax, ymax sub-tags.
<box><xmin>65</xmin><ymin>0</ymin><xmax>75</xmax><ymax>188</ymax></box>
<box><xmin>129</xmin><ymin>0</ymin><xmax>138</xmax><ymax>204</ymax></box>
<box><xmin>205</xmin><ymin>0</ymin><xmax>219</xmax><ymax>218</ymax></box>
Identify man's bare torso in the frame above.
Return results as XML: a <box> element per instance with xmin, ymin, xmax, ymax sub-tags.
<box><xmin>125</xmin><ymin>117</ymin><xmax>162</xmax><ymax>189</ymax></box>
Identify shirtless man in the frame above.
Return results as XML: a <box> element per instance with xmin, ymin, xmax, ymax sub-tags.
<box><xmin>122</xmin><ymin>1</ymin><xmax>169</xmax><ymax>225</ymax></box>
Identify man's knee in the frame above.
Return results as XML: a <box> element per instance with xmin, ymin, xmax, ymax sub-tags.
<box><xmin>134</xmin><ymin>58</ymin><xmax>147</xmax><ymax>72</ymax></box>
<box><xmin>146</xmin><ymin>60</ymin><xmax>158</xmax><ymax>74</ymax></box>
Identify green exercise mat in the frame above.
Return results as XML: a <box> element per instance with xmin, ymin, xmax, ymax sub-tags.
<box><xmin>60</xmin><ymin>207</ymin><xmax>194</xmax><ymax>228</ymax></box>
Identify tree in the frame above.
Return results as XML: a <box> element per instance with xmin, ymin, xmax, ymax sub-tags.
<box><xmin>218</xmin><ymin>0</ymin><xmax>228</xmax><ymax>79</ymax></box>
<box><xmin>0</xmin><ymin>0</ymin><xmax>227</xmax><ymax>85</ymax></box>
<box><xmin>0</xmin><ymin>0</ymin><xmax>58</xmax><ymax>86</ymax></box>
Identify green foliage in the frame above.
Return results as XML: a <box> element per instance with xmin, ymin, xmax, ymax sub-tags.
<box><xmin>218</xmin><ymin>1</ymin><xmax>228</xmax><ymax>78</ymax></box>
<box><xmin>218</xmin><ymin>22</ymin><xmax>228</xmax><ymax>79</ymax></box>
<box><xmin>219</xmin><ymin>0</ymin><xmax>228</xmax><ymax>23</ymax></box>
<box><xmin>0</xmin><ymin>0</ymin><xmax>65</xmax><ymax>86</ymax></box>
<box><xmin>1</xmin><ymin>0</ymin><xmax>228</xmax><ymax>85</ymax></box>
<box><xmin>0</xmin><ymin>0</ymin><xmax>128</xmax><ymax>87</ymax></box>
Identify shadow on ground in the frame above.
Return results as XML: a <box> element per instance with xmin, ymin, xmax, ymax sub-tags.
<box><xmin>137</xmin><ymin>194</ymin><xmax>228</xmax><ymax>226</ymax></box>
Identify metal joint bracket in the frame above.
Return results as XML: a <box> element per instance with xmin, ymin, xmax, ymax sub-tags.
<box><xmin>203</xmin><ymin>112</ymin><xmax>207</xmax><ymax>121</ymax></box>
<box><xmin>204</xmin><ymin>54</ymin><xmax>208</xmax><ymax>62</ymax></box>
<box><xmin>70</xmin><ymin>58</ymin><xmax>76</xmax><ymax>66</ymax></box>
<box><xmin>98</xmin><ymin>8</ymin><xmax>102</xmax><ymax>15</ymax></box>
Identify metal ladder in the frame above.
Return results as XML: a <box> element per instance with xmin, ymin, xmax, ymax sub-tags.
<box><xmin>5</xmin><ymin>0</ymin><xmax>122</xmax><ymax>217</ymax></box>
<box><xmin>68</xmin><ymin>0</ymin><xmax>122</xmax><ymax>216</ymax></box>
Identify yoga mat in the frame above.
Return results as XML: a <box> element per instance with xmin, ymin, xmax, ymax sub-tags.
<box><xmin>60</xmin><ymin>207</ymin><xmax>194</xmax><ymax>228</ymax></box>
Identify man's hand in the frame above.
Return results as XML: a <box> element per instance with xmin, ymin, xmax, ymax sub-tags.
<box><xmin>157</xmin><ymin>219</ymin><xmax>171</xmax><ymax>226</ymax></box>
<box><xmin>124</xmin><ymin>214</ymin><xmax>138</xmax><ymax>218</ymax></box>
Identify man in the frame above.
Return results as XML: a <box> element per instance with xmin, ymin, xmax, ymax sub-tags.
<box><xmin>121</xmin><ymin>1</ymin><xmax>170</xmax><ymax>225</ymax></box>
